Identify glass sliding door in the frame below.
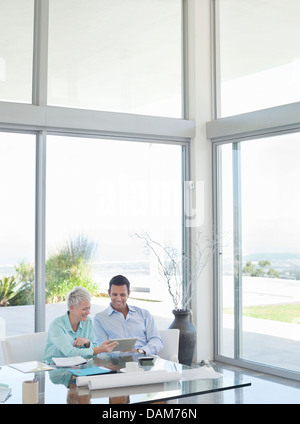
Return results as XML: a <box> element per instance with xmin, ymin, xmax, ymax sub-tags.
<box><xmin>217</xmin><ymin>132</ymin><xmax>300</xmax><ymax>374</ymax></box>
<box><xmin>45</xmin><ymin>135</ymin><xmax>183</xmax><ymax>327</ymax></box>
<box><xmin>0</xmin><ymin>132</ymin><xmax>35</xmax><ymax>361</ymax></box>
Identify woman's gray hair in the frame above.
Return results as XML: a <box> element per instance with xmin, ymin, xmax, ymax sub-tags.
<box><xmin>67</xmin><ymin>286</ymin><xmax>91</xmax><ymax>309</ymax></box>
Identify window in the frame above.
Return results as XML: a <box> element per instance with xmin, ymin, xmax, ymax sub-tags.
<box><xmin>217</xmin><ymin>133</ymin><xmax>300</xmax><ymax>374</ymax></box>
<box><xmin>0</xmin><ymin>0</ymin><xmax>34</xmax><ymax>103</ymax></box>
<box><xmin>48</xmin><ymin>0</ymin><xmax>183</xmax><ymax>118</ymax></box>
<box><xmin>216</xmin><ymin>0</ymin><xmax>300</xmax><ymax>117</ymax></box>
<box><xmin>45</xmin><ymin>135</ymin><xmax>183</xmax><ymax>326</ymax></box>
<box><xmin>0</xmin><ymin>132</ymin><xmax>35</xmax><ymax>345</ymax></box>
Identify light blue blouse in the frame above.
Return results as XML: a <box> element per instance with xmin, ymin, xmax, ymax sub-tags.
<box><xmin>43</xmin><ymin>312</ymin><xmax>97</xmax><ymax>362</ymax></box>
<box><xmin>93</xmin><ymin>303</ymin><xmax>163</xmax><ymax>356</ymax></box>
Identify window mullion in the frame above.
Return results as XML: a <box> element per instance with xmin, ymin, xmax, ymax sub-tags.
<box><xmin>35</xmin><ymin>131</ymin><xmax>47</xmax><ymax>332</ymax></box>
<box><xmin>32</xmin><ymin>0</ymin><xmax>49</xmax><ymax>106</ymax></box>
<box><xmin>232</xmin><ymin>142</ymin><xmax>243</xmax><ymax>359</ymax></box>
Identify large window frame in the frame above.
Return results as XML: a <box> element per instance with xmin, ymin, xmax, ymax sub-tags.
<box><xmin>0</xmin><ymin>0</ymin><xmax>194</xmax><ymax>333</ymax></box>
<box><xmin>209</xmin><ymin>0</ymin><xmax>300</xmax><ymax>381</ymax></box>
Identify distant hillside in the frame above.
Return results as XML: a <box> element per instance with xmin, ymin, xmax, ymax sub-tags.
<box><xmin>243</xmin><ymin>252</ymin><xmax>300</xmax><ymax>278</ymax></box>
<box><xmin>244</xmin><ymin>252</ymin><xmax>300</xmax><ymax>262</ymax></box>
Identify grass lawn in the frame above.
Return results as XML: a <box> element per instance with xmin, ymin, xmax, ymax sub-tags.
<box><xmin>224</xmin><ymin>303</ymin><xmax>300</xmax><ymax>324</ymax></box>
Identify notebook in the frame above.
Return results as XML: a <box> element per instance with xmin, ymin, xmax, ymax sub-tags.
<box><xmin>68</xmin><ymin>366</ymin><xmax>116</xmax><ymax>377</ymax></box>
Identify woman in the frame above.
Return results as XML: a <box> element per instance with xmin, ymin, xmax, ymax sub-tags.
<box><xmin>43</xmin><ymin>286</ymin><xmax>118</xmax><ymax>362</ymax></box>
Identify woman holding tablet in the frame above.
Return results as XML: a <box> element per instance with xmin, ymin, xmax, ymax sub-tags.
<box><xmin>43</xmin><ymin>286</ymin><xmax>118</xmax><ymax>362</ymax></box>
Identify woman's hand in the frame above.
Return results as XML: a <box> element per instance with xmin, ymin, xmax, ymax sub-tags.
<box><xmin>93</xmin><ymin>339</ymin><xmax>119</xmax><ymax>355</ymax></box>
<box><xmin>73</xmin><ymin>337</ymin><xmax>90</xmax><ymax>347</ymax></box>
<box><xmin>102</xmin><ymin>339</ymin><xmax>119</xmax><ymax>352</ymax></box>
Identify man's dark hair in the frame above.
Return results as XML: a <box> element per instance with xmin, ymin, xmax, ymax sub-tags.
<box><xmin>109</xmin><ymin>274</ymin><xmax>130</xmax><ymax>291</ymax></box>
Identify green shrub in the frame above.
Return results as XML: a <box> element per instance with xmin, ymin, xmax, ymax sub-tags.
<box><xmin>46</xmin><ymin>276</ymin><xmax>98</xmax><ymax>304</ymax></box>
<box><xmin>3</xmin><ymin>234</ymin><xmax>99</xmax><ymax>306</ymax></box>
<box><xmin>45</xmin><ymin>234</ymin><xmax>98</xmax><ymax>303</ymax></box>
<box><xmin>0</xmin><ymin>275</ymin><xmax>26</xmax><ymax>306</ymax></box>
<box><xmin>11</xmin><ymin>262</ymin><xmax>35</xmax><ymax>305</ymax></box>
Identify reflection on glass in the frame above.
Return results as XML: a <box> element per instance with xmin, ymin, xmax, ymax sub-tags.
<box><xmin>0</xmin><ymin>132</ymin><xmax>35</xmax><ymax>343</ymax></box>
<box><xmin>217</xmin><ymin>0</ymin><xmax>300</xmax><ymax>117</ymax></box>
<box><xmin>48</xmin><ymin>0</ymin><xmax>182</xmax><ymax>117</ymax></box>
<box><xmin>46</xmin><ymin>136</ymin><xmax>182</xmax><ymax>326</ymax></box>
<box><xmin>218</xmin><ymin>133</ymin><xmax>300</xmax><ymax>373</ymax></box>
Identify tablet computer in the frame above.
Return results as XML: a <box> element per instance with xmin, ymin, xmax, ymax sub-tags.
<box><xmin>108</xmin><ymin>337</ymin><xmax>138</xmax><ymax>352</ymax></box>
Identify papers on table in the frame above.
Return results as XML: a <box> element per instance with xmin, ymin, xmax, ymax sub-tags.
<box><xmin>52</xmin><ymin>356</ymin><xmax>90</xmax><ymax>367</ymax></box>
<box><xmin>8</xmin><ymin>361</ymin><xmax>54</xmax><ymax>373</ymax></box>
<box><xmin>0</xmin><ymin>385</ymin><xmax>12</xmax><ymax>403</ymax></box>
<box><xmin>74</xmin><ymin>363</ymin><xmax>223</xmax><ymax>390</ymax></box>
<box><xmin>7</xmin><ymin>357</ymin><xmax>92</xmax><ymax>372</ymax></box>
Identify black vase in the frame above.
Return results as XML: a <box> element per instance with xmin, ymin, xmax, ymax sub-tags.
<box><xmin>168</xmin><ymin>309</ymin><xmax>196</xmax><ymax>366</ymax></box>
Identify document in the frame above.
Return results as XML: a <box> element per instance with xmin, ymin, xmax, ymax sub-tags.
<box><xmin>8</xmin><ymin>361</ymin><xmax>54</xmax><ymax>373</ymax></box>
<box><xmin>52</xmin><ymin>356</ymin><xmax>90</xmax><ymax>367</ymax></box>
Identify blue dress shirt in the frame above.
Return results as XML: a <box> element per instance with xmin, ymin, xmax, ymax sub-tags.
<box><xmin>43</xmin><ymin>312</ymin><xmax>97</xmax><ymax>362</ymax></box>
<box><xmin>93</xmin><ymin>303</ymin><xmax>163</xmax><ymax>356</ymax></box>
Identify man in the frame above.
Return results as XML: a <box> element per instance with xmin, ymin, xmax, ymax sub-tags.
<box><xmin>93</xmin><ymin>275</ymin><xmax>163</xmax><ymax>355</ymax></box>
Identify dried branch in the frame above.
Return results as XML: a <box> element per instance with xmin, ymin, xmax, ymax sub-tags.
<box><xmin>131</xmin><ymin>230</ymin><xmax>219</xmax><ymax>310</ymax></box>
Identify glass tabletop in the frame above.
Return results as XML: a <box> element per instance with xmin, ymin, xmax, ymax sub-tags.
<box><xmin>0</xmin><ymin>352</ymin><xmax>251</xmax><ymax>404</ymax></box>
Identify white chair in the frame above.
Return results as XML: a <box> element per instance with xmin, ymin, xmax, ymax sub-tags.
<box><xmin>158</xmin><ymin>328</ymin><xmax>180</xmax><ymax>362</ymax></box>
<box><xmin>0</xmin><ymin>317</ymin><xmax>6</xmax><ymax>365</ymax></box>
<box><xmin>1</xmin><ymin>331</ymin><xmax>48</xmax><ymax>364</ymax></box>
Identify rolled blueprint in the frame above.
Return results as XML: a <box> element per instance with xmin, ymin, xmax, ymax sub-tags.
<box><xmin>76</xmin><ymin>370</ymin><xmax>181</xmax><ymax>390</ymax></box>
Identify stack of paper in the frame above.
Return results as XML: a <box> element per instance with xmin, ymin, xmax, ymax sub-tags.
<box><xmin>52</xmin><ymin>356</ymin><xmax>89</xmax><ymax>367</ymax></box>
<box><xmin>8</xmin><ymin>361</ymin><xmax>54</xmax><ymax>373</ymax></box>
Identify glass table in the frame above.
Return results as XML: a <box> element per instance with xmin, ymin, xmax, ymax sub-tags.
<box><xmin>0</xmin><ymin>352</ymin><xmax>251</xmax><ymax>404</ymax></box>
